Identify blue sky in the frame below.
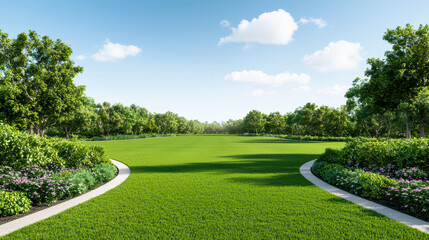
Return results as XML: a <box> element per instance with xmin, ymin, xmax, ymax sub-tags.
<box><xmin>2</xmin><ymin>0</ymin><xmax>429</xmax><ymax>122</ymax></box>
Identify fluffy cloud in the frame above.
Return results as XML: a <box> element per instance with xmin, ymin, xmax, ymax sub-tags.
<box><xmin>299</xmin><ymin>17</ymin><xmax>327</xmax><ymax>28</ymax></box>
<box><xmin>302</xmin><ymin>40</ymin><xmax>363</xmax><ymax>71</ymax></box>
<box><xmin>92</xmin><ymin>39</ymin><xmax>142</xmax><ymax>62</ymax></box>
<box><xmin>220</xmin><ymin>20</ymin><xmax>230</xmax><ymax>27</ymax></box>
<box><xmin>225</xmin><ymin>70</ymin><xmax>310</xmax><ymax>86</ymax></box>
<box><xmin>292</xmin><ymin>85</ymin><xmax>311</xmax><ymax>92</ymax></box>
<box><xmin>317</xmin><ymin>85</ymin><xmax>350</xmax><ymax>96</ymax></box>
<box><xmin>75</xmin><ymin>55</ymin><xmax>86</xmax><ymax>60</ymax></box>
<box><xmin>219</xmin><ymin>9</ymin><xmax>298</xmax><ymax>45</ymax></box>
<box><xmin>250</xmin><ymin>89</ymin><xmax>276</xmax><ymax>97</ymax></box>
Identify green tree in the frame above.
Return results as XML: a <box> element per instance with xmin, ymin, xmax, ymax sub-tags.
<box><xmin>412</xmin><ymin>87</ymin><xmax>429</xmax><ymax>137</ymax></box>
<box><xmin>0</xmin><ymin>30</ymin><xmax>84</xmax><ymax>136</ymax></box>
<box><xmin>243</xmin><ymin>110</ymin><xmax>265</xmax><ymax>134</ymax></box>
<box><xmin>265</xmin><ymin>112</ymin><xmax>285</xmax><ymax>134</ymax></box>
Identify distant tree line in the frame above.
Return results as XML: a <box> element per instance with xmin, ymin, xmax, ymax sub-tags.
<box><xmin>0</xmin><ymin>25</ymin><xmax>428</xmax><ymax>139</ymax></box>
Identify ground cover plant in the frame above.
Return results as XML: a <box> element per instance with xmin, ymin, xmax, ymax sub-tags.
<box><xmin>4</xmin><ymin>136</ymin><xmax>428</xmax><ymax>239</ymax></box>
<box><xmin>313</xmin><ymin>138</ymin><xmax>429</xmax><ymax>220</ymax></box>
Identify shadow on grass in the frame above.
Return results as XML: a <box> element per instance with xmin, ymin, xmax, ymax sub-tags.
<box><xmin>131</xmin><ymin>153</ymin><xmax>319</xmax><ymax>187</ymax></box>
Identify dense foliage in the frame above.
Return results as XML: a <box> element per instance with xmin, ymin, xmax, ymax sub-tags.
<box><xmin>0</xmin><ymin>30</ymin><xmax>85</xmax><ymax>136</ymax></box>
<box><xmin>0</xmin><ymin>191</ymin><xmax>32</xmax><ymax>217</ymax></box>
<box><xmin>314</xmin><ymin>138</ymin><xmax>429</xmax><ymax>220</ymax></box>
<box><xmin>0</xmin><ymin>123</ymin><xmax>111</xmax><ymax>169</ymax></box>
<box><xmin>0</xmin><ymin>163</ymin><xmax>117</xmax><ymax>215</ymax></box>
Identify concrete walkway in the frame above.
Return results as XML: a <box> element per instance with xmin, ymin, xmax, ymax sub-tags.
<box><xmin>0</xmin><ymin>159</ymin><xmax>131</xmax><ymax>237</ymax></box>
<box><xmin>300</xmin><ymin>160</ymin><xmax>429</xmax><ymax>234</ymax></box>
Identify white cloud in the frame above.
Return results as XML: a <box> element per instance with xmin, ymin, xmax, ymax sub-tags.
<box><xmin>75</xmin><ymin>55</ymin><xmax>86</xmax><ymax>60</ymax></box>
<box><xmin>225</xmin><ymin>70</ymin><xmax>310</xmax><ymax>87</ymax></box>
<box><xmin>302</xmin><ymin>40</ymin><xmax>363</xmax><ymax>71</ymax></box>
<box><xmin>219</xmin><ymin>9</ymin><xmax>298</xmax><ymax>45</ymax></box>
<box><xmin>250</xmin><ymin>89</ymin><xmax>276</xmax><ymax>97</ymax></box>
<box><xmin>292</xmin><ymin>85</ymin><xmax>311</xmax><ymax>92</ymax></box>
<box><xmin>92</xmin><ymin>39</ymin><xmax>142</xmax><ymax>62</ymax></box>
<box><xmin>317</xmin><ymin>85</ymin><xmax>350</xmax><ymax>96</ymax></box>
<box><xmin>220</xmin><ymin>20</ymin><xmax>230</xmax><ymax>27</ymax></box>
<box><xmin>299</xmin><ymin>17</ymin><xmax>327</xmax><ymax>28</ymax></box>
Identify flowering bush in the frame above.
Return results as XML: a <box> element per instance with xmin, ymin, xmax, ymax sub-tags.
<box><xmin>0</xmin><ymin>165</ymin><xmax>75</xmax><ymax>205</ymax></box>
<box><xmin>0</xmin><ymin>163</ymin><xmax>118</xmax><ymax>208</ymax></box>
<box><xmin>315</xmin><ymin>137</ymin><xmax>429</xmax><ymax>220</ymax></box>
<box><xmin>386</xmin><ymin>180</ymin><xmax>429</xmax><ymax>219</ymax></box>
<box><xmin>358</xmin><ymin>164</ymin><xmax>428</xmax><ymax>181</ymax></box>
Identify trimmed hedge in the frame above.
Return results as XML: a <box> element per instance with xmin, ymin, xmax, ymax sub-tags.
<box><xmin>240</xmin><ymin>133</ymin><xmax>353</xmax><ymax>142</ymax></box>
<box><xmin>0</xmin><ymin>123</ymin><xmax>111</xmax><ymax>169</ymax></box>
<box><xmin>340</xmin><ymin>138</ymin><xmax>429</xmax><ymax>171</ymax></box>
<box><xmin>0</xmin><ymin>124</ymin><xmax>62</xmax><ymax>169</ymax></box>
<box><xmin>0</xmin><ymin>191</ymin><xmax>32</xmax><ymax>216</ymax></box>
<box><xmin>275</xmin><ymin>135</ymin><xmax>353</xmax><ymax>142</ymax></box>
<box><xmin>85</xmin><ymin>133</ymin><xmax>176</xmax><ymax>141</ymax></box>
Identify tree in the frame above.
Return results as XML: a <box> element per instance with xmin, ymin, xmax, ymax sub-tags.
<box><xmin>96</xmin><ymin>102</ymin><xmax>123</xmax><ymax>136</ymax></box>
<box><xmin>155</xmin><ymin>112</ymin><xmax>178</xmax><ymax>134</ymax></box>
<box><xmin>359</xmin><ymin>24</ymin><xmax>429</xmax><ymax>137</ymax></box>
<box><xmin>0</xmin><ymin>30</ymin><xmax>85</xmax><ymax>136</ymax></box>
<box><xmin>412</xmin><ymin>87</ymin><xmax>429</xmax><ymax>137</ymax></box>
<box><xmin>265</xmin><ymin>112</ymin><xmax>285</xmax><ymax>134</ymax></box>
<box><xmin>243</xmin><ymin>110</ymin><xmax>265</xmax><ymax>134</ymax></box>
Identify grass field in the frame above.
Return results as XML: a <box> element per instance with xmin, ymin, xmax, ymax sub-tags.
<box><xmin>3</xmin><ymin>135</ymin><xmax>428</xmax><ymax>239</ymax></box>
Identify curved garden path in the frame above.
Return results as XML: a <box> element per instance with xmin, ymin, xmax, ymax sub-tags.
<box><xmin>3</xmin><ymin>136</ymin><xmax>428</xmax><ymax>239</ymax></box>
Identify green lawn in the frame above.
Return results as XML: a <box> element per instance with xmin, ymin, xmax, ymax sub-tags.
<box><xmin>4</xmin><ymin>135</ymin><xmax>428</xmax><ymax>239</ymax></box>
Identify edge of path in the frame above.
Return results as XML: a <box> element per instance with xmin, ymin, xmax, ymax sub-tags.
<box><xmin>300</xmin><ymin>159</ymin><xmax>429</xmax><ymax>234</ymax></box>
<box><xmin>0</xmin><ymin>159</ymin><xmax>131</xmax><ymax>237</ymax></box>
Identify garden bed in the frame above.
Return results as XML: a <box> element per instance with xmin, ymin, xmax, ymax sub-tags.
<box><xmin>0</xmin><ymin>123</ymin><xmax>117</xmax><ymax>218</ymax></box>
<box><xmin>312</xmin><ymin>137</ymin><xmax>429</xmax><ymax>221</ymax></box>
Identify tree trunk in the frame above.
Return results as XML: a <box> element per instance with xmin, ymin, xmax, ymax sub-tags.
<box><xmin>65</xmin><ymin>127</ymin><xmax>70</xmax><ymax>139</ymax></box>
<box><xmin>32</xmin><ymin>124</ymin><xmax>46</xmax><ymax>137</ymax></box>
<box><xmin>420</xmin><ymin>124</ymin><xmax>425</xmax><ymax>138</ymax></box>
<box><xmin>405</xmin><ymin>117</ymin><xmax>411</xmax><ymax>139</ymax></box>
<box><xmin>386</xmin><ymin>126</ymin><xmax>391</xmax><ymax>140</ymax></box>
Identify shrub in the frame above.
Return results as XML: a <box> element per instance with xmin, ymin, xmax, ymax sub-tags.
<box><xmin>0</xmin><ymin>123</ymin><xmax>111</xmax><ymax>169</ymax></box>
<box><xmin>323</xmin><ymin>166</ymin><xmax>347</xmax><ymax>185</ymax></box>
<box><xmin>51</xmin><ymin>139</ymin><xmax>111</xmax><ymax>168</ymax></box>
<box><xmin>319</xmin><ymin>163</ymin><xmax>343</xmax><ymax>179</ymax></box>
<box><xmin>0</xmin><ymin>191</ymin><xmax>32</xmax><ymax>216</ymax></box>
<box><xmin>0</xmin><ymin>165</ymin><xmax>74</xmax><ymax>205</ymax></box>
<box><xmin>69</xmin><ymin>170</ymin><xmax>97</xmax><ymax>197</ymax></box>
<box><xmin>311</xmin><ymin>161</ymin><xmax>327</xmax><ymax>177</ymax></box>
<box><xmin>274</xmin><ymin>134</ymin><xmax>353</xmax><ymax>142</ymax></box>
<box><xmin>0</xmin><ymin>123</ymin><xmax>62</xmax><ymax>169</ymax></box>
<box><xmin>356</xmin><ymin>172</ymin><xmax>395</xmax><ymax>199</ymax></box>
<box><xmin>318</xmin><ymin>148</ymin><xmax>344</xmax><ymax>165</ymax></box>
<box><xmin>313</xmin><ymin>163</ymin><xmax>395</xmax><ymax>200</ymax></box>
<box><xmin>333</xmin><ymin>138</ymin><xmax>429</xmax><ymax>171</ymax></box>
<box><xmin>386</xmin><ymin>180</ymin><xmax>429</xmax><ymax>219</ymax></box>
<box><xmin>92</xmin><ymin>164</ymin><xmax>117</xmax><ymax>184</ymax></box>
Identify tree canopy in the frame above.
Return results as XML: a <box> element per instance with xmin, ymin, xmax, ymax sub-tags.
<box><xmin>0</xmin><ymin>30</ymin><xmax>85</xmax><ymax>136</ymax></box>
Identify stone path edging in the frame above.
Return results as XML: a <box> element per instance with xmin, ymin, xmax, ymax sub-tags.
<box><xmin>0</xmin><ymin>159</ymin><xmax>131</xmax><ymax>237</ymax></box>
<box><xmin>300</xmin><ymin>160</ymin><xmax>429</xmax><ymax>234</ymax></box>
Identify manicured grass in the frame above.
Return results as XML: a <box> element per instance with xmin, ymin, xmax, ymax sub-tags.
<box><xmin>3</xmin><ymin>136</ymin><xmax>428</xmax><ymax>239</ymax></box>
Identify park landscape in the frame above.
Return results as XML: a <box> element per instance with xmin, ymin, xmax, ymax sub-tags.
<box><xmin>1</xmin><ymin>1</ymin><xmax>429</xmax><ymax>239</ymax></box>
